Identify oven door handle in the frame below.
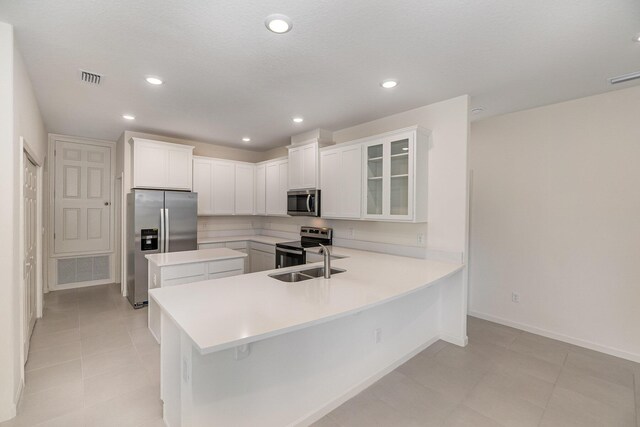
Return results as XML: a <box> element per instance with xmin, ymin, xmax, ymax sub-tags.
<box><xmin>276</xmin><ymin>247</ymin><xmax>305</xmax><ymax>255</ymax></box>
<box><xmin>306</xmin><ymin>194</ymin><xmax>311</xmax><ymax>212</ymax></box>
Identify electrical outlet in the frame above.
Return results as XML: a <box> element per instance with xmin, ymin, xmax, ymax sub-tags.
<box><xmin>234</xmin><ymin>344</ymin><xmax>251</xmax><ymax>360</ymax></box>
<box><xmin>511</xmin><ymin>292</ymin><xmax>520</xmax><ymax>303</ymax></box>
<box><xmin>374</xmin><ymin>328</ymin><xmax>382</xmax><ymax>343</ymax></box>
<box><xmin>417</xmin><ymin>233</ymin><xmax>425</xmax><ymax>245</ymax></box>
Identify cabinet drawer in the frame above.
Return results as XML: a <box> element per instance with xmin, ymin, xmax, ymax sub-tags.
<box><xmin>208</xmin><ymin>258</ymin><xmax>244</xmax><ymax>273</ymax></box>
<box><xmin>250</xmin><ymin>242</ymin><xmax>275</xmax><ymax>254</ymax></box>
<box><xmin>163</xmin><ymin>274</ymin><xmax>207</xmax><ymax>287</ymax></box>
<box><xmin>208</xmin><ymin>269</ymin><xmax>243</xmax><ymax>280</ymax></box>
<box><xmin>199</xmin><ymin>242</ymin><xmax>224</xmax><ymax>249</ymax></box>
<box><xmin>225</xmin><ymin>241</ymin><xmax>247</xmax><ymax>250</ymax></box>
<box><xmin>163</xmin><ymin>263</ymin><xmax>206</xmax><ymax>281</ymax></box>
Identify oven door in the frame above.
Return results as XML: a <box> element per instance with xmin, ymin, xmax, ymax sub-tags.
<box><xmin>287</xmin><ymin>190</ymin><xmax>320</xmax><ymax>216</ymax></box>
<box><xmin>275</xmin><ymin>247</ymin><xmax>305</xmax><ymax>269</ymax></box>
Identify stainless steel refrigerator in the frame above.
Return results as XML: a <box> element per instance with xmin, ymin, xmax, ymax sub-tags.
<box><xmin>126</xmin><ymin>189</ymin><xmax>198</xmax><ymax>308</ymax></box>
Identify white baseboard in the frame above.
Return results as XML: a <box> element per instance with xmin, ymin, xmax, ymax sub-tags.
<box><xmin>468</xmin><ymin>310</ymin><xmax>640</xmax><ymax>364</ymax></box>
<box><xmin>440</xmin><ymin>333</ymin><xmax>468</xmax><ymax>347</ymax></box>
<box><xmin>292</xmin><ymin>335</ymin><xmax>441</xmax><ymax>427</ymax></box>
<box><xmin>0</xmin><ymin>379</ymin><xmax>22</xmax><ymax>423</ymax></box>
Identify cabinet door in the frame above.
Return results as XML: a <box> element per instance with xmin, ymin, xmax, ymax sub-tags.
<box><xmin>235</xmin><ymin>163</ymin><xmax>254</xmax><ymax>215</ymax></box>
<box><xmin>265</xmin><ymin>162</ymin><xmax>279</xmax><ymax>215</ymax></box>
<box><xmin>301</xmin><ymin>143</ymin><xmax>317</xmax><ymax>188</ymax></box>
<box><xmin>363</xmin><ymin>141</ymin><xmax>385</xmax><ymax>218</ymax></box>
<box><xmin>320</xmin><ymin>150</ymin><xmax>340</xmax><ymax>217</ymax></box>
<box><xmin>288</xmin><ymin>147</ymin><xmax>303</xmax><ymax>189</ymax></box>
<box><xmin>193</xmin><ymin>159</ymin><xmax>213</xmax><ymax>215</ymax></box>
<box><xmin>388</xmin><ymin>133</ymin><xmax>413</xmax><ymax>220</ymax></box>
<box><xmin>255</xmin><ymin>164</ymin><xmax>266</xmax><ymax>215</ymax></box>
<box><xmin>134</xmin><ymin>142</ymin><xmax>167</xmax><ymax>188</ymax></box>
<box><xmin>278</xmin><ymin>161</ymin><xmax>288</xmax><ymax>215</ymax></box>
<box><xmin>211</xmin><ymin>161</ymin><xmax>235</xmax><ymax>215</ymax></box>
<box><xmin>167</xmin><ymin>148</ymin><xmax>192</xmax><ymax>190</ymax></box>
<box><xmin>341</xmin><ymin>145</ymin><xmax>362</xmax><ymax>218</ymax></box>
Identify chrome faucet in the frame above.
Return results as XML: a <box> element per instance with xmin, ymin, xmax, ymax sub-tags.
<box><xmin>318</xmin><ymin>244</ymin><xmax>331</xmax><ymax>278</ymax></box>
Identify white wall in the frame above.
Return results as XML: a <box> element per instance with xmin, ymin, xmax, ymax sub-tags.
<box><xmin>0</xmin><ymin>21</ymin><xmax>47</xmax><ymax>422</ymax></box>
<box><xmin>469</xmin><ymin>85</ymin><xmax>640</xmax><ymax>362</ymax></box>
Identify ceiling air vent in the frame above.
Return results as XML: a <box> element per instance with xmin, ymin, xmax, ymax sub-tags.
<box><xmin>80</xmin><ymin>70</ymin><xmax>102</xmax><ymax>85</ymax></box>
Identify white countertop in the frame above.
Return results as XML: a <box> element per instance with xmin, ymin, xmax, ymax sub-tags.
<box><xmin>145</xmin><ymin>248</ymin><xmax>247</xmax><ymax>267</ymax></box>
<box><xmin>198</xmin><ymin>235</ymin><xmax>287</xmax><ymax>245</ymax></box>
<box><xmin>150</xmin><ymin>244</ymin><xmax>464</xmax><ymax>355</ymax></box>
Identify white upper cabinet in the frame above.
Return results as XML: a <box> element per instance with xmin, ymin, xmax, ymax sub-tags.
<box><xmin>235</xmin><ymin>163</ymin><xmax>255</xmax><ymax>215</ymax></box>
<box><xmin>265</xmin><ymin>158</ymin><xmax>288</xmax><ymax>215</ymax></box>
<box><xmin>361</xmin><ymin>127</ymin><xmax>429</xmax><ymax>222</ymax></box>
<box><xmin>192</xmin><ymin>156</ymin><xmax>255</xmax><ymax>216</ymax></box>
<box><xmin>211</xmin><ymin>160</ymin><xmax>235</xmax><ymax>215</ymax></box>
<box><xmin>288</xmin><ymin>141</ymin><xmax>318</xmax><ymax>189</ymax></box>
<box><xmin>193</xmin><ymin>158</ymin><xmax>213</xmax><ymax>215</ymax></box>
<box><xmin>320</xmin><ymin>144</ymin><xmax>362</xmax><ymax>219</ymax></box>
<box><xmin>132</xmin><ymin>138</ymin><xmax>193</xmax><ymax>190</ymax></box>
<box><xmin>255</xmin><ymin>164</ymin><xmax>266</xmax><ymax>215</ymax></box>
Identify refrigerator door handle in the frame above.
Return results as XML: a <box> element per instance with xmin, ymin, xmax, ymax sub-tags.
<box><xmin>165</xmin><ymin>208</ymin><xmax>170</xmax><ymax>252</ymax></box>
<box><xmin>159</xmin><ymin>208</ymin><xmax>165</xmax><ymax>253</ymax></box>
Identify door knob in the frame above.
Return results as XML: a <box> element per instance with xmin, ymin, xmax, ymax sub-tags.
<box><xmin>104</xmin><ymin>202</ymin><xmax>110</xmax><ymax>206</ymax></box>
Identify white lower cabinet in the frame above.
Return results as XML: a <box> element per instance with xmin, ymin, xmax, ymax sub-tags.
<box><xmin>148</xmin><ymin>255</ymin><xmax>245</xmax><ymax>343</ymax></box>
<box><xmin>249</xmin><ymin>242</ymin><xmax>275</xmax><ymax>272</ymax></box>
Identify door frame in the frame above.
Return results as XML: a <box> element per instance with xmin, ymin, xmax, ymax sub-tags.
<box><xmin>18</xmin><ymin>137</ymin><xmax>44</xmax><ymax>371</ymax></box>
<box><xmin>47</xmin><ymin>134</ymin><xmax>116</xmax><ymax>290</ymax></box>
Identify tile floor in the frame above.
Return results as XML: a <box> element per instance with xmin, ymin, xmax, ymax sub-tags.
<box><xmin>2</xmin><ymin>283</ymin><xmax>639</xmax><ymax>426</ymax></box>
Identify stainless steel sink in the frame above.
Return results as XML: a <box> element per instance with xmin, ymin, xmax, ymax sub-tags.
<box><xmin>269</xmin><ymin>267</ymin><xmax>346</xmax><ymax>282</ymax></box>
<box><xmin>268</xmin><ymin>271</ymin><xmax>314</xmax><ymax>283</ymax></box>
<box><xmin>298</xmin><ymin>267</ymin><xmax>346</xmax><ymax>278</ymax></box>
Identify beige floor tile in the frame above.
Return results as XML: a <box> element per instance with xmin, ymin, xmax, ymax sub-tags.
<box><xmin>541</xmin><ymin>386</ymin><xmax>635</xmax><ymax>427</ymax></box>
<box><xmin>494</xmin><ymin>348</ymin><xmax>562</xmax><ymax>383</ymax></box>
<box><xmin>479</xmin><ymin>365</ymin><xmax>554</xmax><ymax>408</ymax></box>
<box><xmin>78</xmin><ymin>306</ymin><xmax>121</xmax><ymax>324</ymax></box>
<box><xmin>81</xmin><ymin>328</ymin><xmax>133</xmax><ymax>357</ymax></box>
<box><xmin>83</xmin><ymin>362</ymin><xmax>153</xmax><ymax>407</ymax></box>
<box><xmin>129</xmin><ymin>326</ymin><xmax>159</xmax><ymax>348</ymax></box>
<box><xmin>555</xmin><ymin>369</ymin><xmax>635</xmax><ymax>412</ymax></box>
<box><xmin>368</xmin><ymin>370</ymin><xmax>457</xmax><ymax>424</ymax></box>
<box><xmin>564</xmin><ymin>351</ymin><xmax>634</xmax><ymax>389</ymax></box>
<box><xmin>82</xmin><ymin>384</ymin><xmax>162</xmax><ymax>427</ymax></box>
<box><xmin>508</xmin><ymin>332</ymin><xmax>569</xmax><ymax>365</ymax></box>
<box><xmin>463</xmin><ymin>381</ymin><xmax>545</xmax><ymax>427</ymax></box>
<box><xmin>467</xmin><ymin>317</ymin><xmax>521</xmax><ymax>348</ymax></box>
<box><xmin>32</xmin><ymin>317</ymin><xmax>79</xmax><ymax>336</ymax></box>
<box><xmin>25</xmin><ymin>341</ymin><xmax>82</xmax><ymax>371</ymax></box>
<box><xmin>397</xmin><ymin>356</ymin><xmax>485</xmax><ymax>403</ymax></box>
<box><xmin>310</xmin><ymin>414</ymin><xmax>342</xmax><ymax>427</ymax></box>
<box><xmin>79</xmin><ymin>318</ymin><xmax>128</xmax><ymax>339</ymax></box>
<box><xmin>29</xmin><ymin>328</ymin><xmax>80</xmax><ymax>352</ymax></box>
<box><xmin>442</xmin><ymin>405</ymin><xmax>503</xmax><ymax>427</ymax></box>
<box><xmin>32</xmin><ymin>410</ymin><xmax>84</xmax><ymax>427</ymax></box>
<box><xmin>137</xmin><ymin>418</ymin><xmax>167</xmax><ymax>427</ymax></box>
<box><xmin>123</xmin><ymin>309</ymin><xmax>149</xmax><ymax>331</ymax></box>
<box><xmin>24</xmin><ymin>360</ymin><xmax>82</xmax><ymax>395</ymax></box>
<box><xmin>417</xmin><ymin>339</ymin><xmax>450</xmax><ymax>358</ymax></box>
<box><xmin>82</xmin><ymin>345</ymin><xmax>139</xmax><ymax>379</ymax></box>
<box><xmin>434</xmin><ymin>342</ymin><xmax>496</xmax><ymax>377</ymax></box>
<box><xmin>14</xmin><ymin>382</ymin><xmax>84</xmax><ymax>426</ymax></box>
<box><xmin>329</xmin><ymin>392</ymin><xmax>421</xmax><ymax>427</ymax></box>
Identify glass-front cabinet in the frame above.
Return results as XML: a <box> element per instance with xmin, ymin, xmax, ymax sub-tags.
<box><xmin>363</xmin><ymin>130</ymin><xmax>416</xmax><ymax>221</ymax></box>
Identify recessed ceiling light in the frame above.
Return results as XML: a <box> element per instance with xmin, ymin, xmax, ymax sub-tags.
<box><xmin>122</xmin><ymin>114</ymin><xmax>135</xmax><ymax>120</ymax></box>
<box><xmin>381</xmin><ymin>80</ymin><xmax>398</xmax><ymax>89</ymax></box>
<box><xmin>265</xmin><ymin>14</ymin><xmax>292</xmax><ymax>34</ymax></box>
<box><xmin>292</xmin><ymin>117</ymin><xmax>304</xmax><ymax>123</ymax></box>
<box><xmin>634</xmin><ymin>33</ymin><xmax>640</xmax><ymax>42</ymax></box>
<box><xmin>471</xmin><ymin>107</ymin><xmax>484</xmax><ymax>114</ymax></box>
<box><xmin>242</xmin><ymin>137</ymin><xmax>251</xmax><ymax>142</ymax></box>
<box><xmin>145</xmin><ymin>77</ymin><xmax>163</xmax><ymax>85</ymax></box>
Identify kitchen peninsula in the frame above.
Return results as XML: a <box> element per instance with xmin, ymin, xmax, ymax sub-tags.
<box><xmin>150</xmin><ymin>245</ymin><xmax>466</xmax><ymax>427</ymax></box>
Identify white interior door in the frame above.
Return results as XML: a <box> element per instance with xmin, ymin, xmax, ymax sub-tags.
<box><xmin>23</xmin><ymin>153</ymin><xmax>37</xmax><ymax>358</ymax></box>
<box><xmin>54</xmin><ymin>140</ymin><xmax>112</xmax><ymax>254</ymax></box>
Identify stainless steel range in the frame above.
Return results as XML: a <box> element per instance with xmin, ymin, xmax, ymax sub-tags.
<box><xmin>275</xmin><ymin>226</ymin><xmax>333</xmax><ymax>269</ymax></box>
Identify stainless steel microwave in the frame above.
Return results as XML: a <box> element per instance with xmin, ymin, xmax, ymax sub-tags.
<box><xmin>287</xmin><ymin>189</ymin><xmax>320</xmax><ymax>217</ymax></box>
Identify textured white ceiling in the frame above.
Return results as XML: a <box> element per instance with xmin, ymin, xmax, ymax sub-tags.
<box><xmin>1</xmin><ymin>0</ymin><xmax>639</xmax><ymax>150</ymax></box>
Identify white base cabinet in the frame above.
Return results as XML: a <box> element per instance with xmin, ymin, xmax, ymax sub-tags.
<box><xmin>249</xmin><ymin>242</ymin><xmax>276</xmax><ymax>272</ymax></box>
<box><xmin>148</xmin><ymin>253</ymin><xmax>246</xmax><ymax>343</ymax></box>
